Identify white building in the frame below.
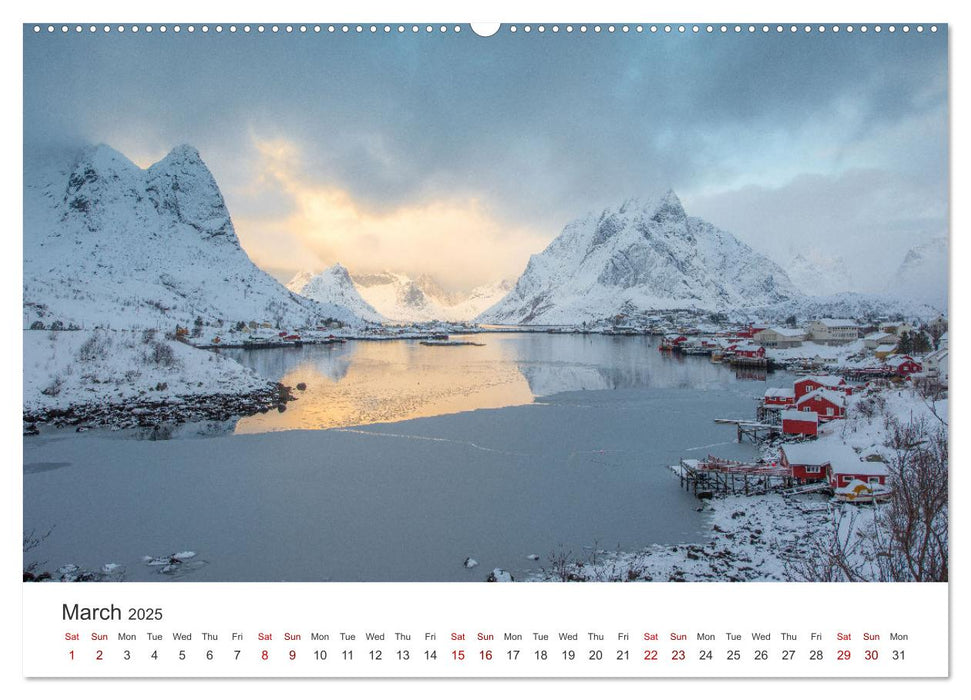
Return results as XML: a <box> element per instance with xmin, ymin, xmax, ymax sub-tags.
<box><xmin>924</xmin><ymin>347</ymin><xmax>949</xmax><ymax>383</ymax></box>
<box><xmin>753</xmin><ymin>326</ymin><xmax>807</xmax><ymax>348</ymax></box>
<box><xmin>808</xmin><ymin>318</ymin><xmax>861</xmax><ymax>344</ymax></box>
<box><xmin>863</xmin><ymin>331</ymin><xmax>898</xmax><ymax>351</ymax></box>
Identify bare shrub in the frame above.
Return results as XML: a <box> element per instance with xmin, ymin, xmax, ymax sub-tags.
<box><xmin>23</xmin><ymin>526</ymin><xmax>54</xmax><ymax>578</ymax></box>
<box><xmin>41</xmin><ymin>376</ymin><xmax>64</xmax><ymax>397</ymax></box>
<box><xmin>77</xmin><ymin>331</ymin><xmax>111</xmax><ymax>362</ymax></box>
<box><xmin>143</xmin><ymin>340</ymin><xmax>178</xmax><ymax>368</ymax></box>
<box><xmin>544</xmin><ymin>549</ymin><xmax>588</xmax><ymax>582</ymax></box>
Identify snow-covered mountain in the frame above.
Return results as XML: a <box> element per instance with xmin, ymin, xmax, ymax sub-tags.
<box><xmin>887</xmin><ymin>237</ymin><xmax>948</xmax><ymax>311</ymax></box>
<box><xmin>479</xmin><ymin>190</ymin><xmax>798</xmax><ymax>325</ymax></box>
<box><xmin>23</xmin><ymin>143</ymin><xmax>363</xmax><ymax>330</ymax></box>
<box><xmin>350</xmin><ymin>271</ymin><xmax>512</xmax><ymax>323</ymax></box>
<box><xmin>786</xmin><ymin>253</ymin><xmax>853</xmax><ymax>296</ymax></box>
<box><xmin>447</xmin><ymin>279</ymin><xmax>514</xmax><ymax>321</ymax></box>
<box><xmin>286</xmin><ymin>265</ymin><xmax>386</xmax><ymax>323</ymax></box>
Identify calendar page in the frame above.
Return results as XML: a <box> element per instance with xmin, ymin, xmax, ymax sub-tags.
<box><xmin>19</xmin><ymin>3</ymin><xmax>953</xmax><ymax>689</ymax></box>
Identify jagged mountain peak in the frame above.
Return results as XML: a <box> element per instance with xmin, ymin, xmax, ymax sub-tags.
<box><xmin>288</xmin><ymin>264</ymin><xmax>385</xmax><ymax>323</ymax></box>
<box><xmin>327</xmin><ymin>262</ymin><xmax>353</xmax><ymax>281</ymax></box>
<box><xmin>160</xmin><ymin>143</ymin><xmax>203</xmax><ymax>163</ymax></box>
<box><xmin>25</xmin><ymin>143</ymin><xmax>366</xmax><ymax>330</ymax></box>
<box><xmin>479</xmin><ymin>194</ymin><xmax>797</xmax><ymax>324</ymax></box>
<box><xmin>615</xmin><ymin>188</ymin><xmax>685</xmax><ymax>222</ymax></box>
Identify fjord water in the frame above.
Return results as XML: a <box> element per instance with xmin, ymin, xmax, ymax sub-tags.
<box><xmin>24</xmin><ymin>334</ymin><xmax>791</xmax><ymax>582</ymax></box>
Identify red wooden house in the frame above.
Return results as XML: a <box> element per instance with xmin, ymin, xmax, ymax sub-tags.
<box><xmin>733</xmin><ymin>343</ymin><xmax>766</xmax><ymax>359</ymax></box>
<box><xmin>827</xmin><ymin>458</ymin><xmax>890</xmax><ymax>489</ymax></box>
<box><xmin>884</xmin><ymin>355</ymin><xmax>923</xmax><ymax>377</ymax></box>
<box><xmin>764</xmin><ymin>387</ymin><xmax>796</xmax><ymax>407</ymax></box>
<box><xmin>737</xmin><ymin>324</ymin><xmax>768</xmax><ymax>339</ymax></box>
<box><xmin>781</xmin><ymin>409</ymin><xmax>818</xmax><ymax>436</ymax></box>
<box><xmin>779</xmin><ymin>442</ymin><xmax>828</xmax><ymax>481</ymax></box>
<box><xmin>796</xmin><ymin>388</ymin><xmax>845</xmax><ymax>420</ymax></box>
<box><xmin>794</xmin><ymin>375</ymin><xmax>848</xmax><ymax>399</ymax></box>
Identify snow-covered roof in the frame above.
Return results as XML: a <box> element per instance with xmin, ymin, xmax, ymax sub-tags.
<box><xmin>885</xmin><ymin>355</ymin><xmax>920</xmax><ymax>368</ymax></box>
<box><xmin>734</xmin><ymin>342</ymin><xmax>763</xmax><ymax>351</ymax></box>
<box><xmin>864</xmin><ymin>331</ymin><xmax>896</xmax><ymax>341</ymax></box>
<box><xmin>765</xmin><ymin>387</ymin><xmax>795</xmax><ymax>398</ymax></box>
<box><xmin>781</xmin><ymin>409</ymin><xmax>818</xmax><ymax>424</ymax></box>
<box><xmin>797</xmin><ymin>374</ymin><xmax>844</xmax><ymax>387</ymax></box>
<box><xmin>812</xmin><ymin>318</ymin><xmax>859</xmax><ymax>328</ymax></box>
<box><xmin>830</xmin><ymin>459</ymin><xmax>890</xmax><ymax>477</ymax></box>
<box><xmin>762</xmin><ymin>327</ymin><xmax>806</xmax><ymax>337</ymax></box>
<box><xmin>781</xmin><ymin>441</ymin><xmax>828</xmax><ymax>465</ymax></box>
<box><xmin>875</xmin><ymin>344</ymin><xmax>898</xmax><ymax>353</ymax></box>
<box><xmin>796</xmin><ymin>388</ymin><xmax>846</xmax><ymax>406</ymax></box>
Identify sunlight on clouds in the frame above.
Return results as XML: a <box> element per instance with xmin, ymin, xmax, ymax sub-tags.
<box><xmin>231</xmin><ymin>138</ymin><xmax>548</xmax><ymax>290</ymax></box>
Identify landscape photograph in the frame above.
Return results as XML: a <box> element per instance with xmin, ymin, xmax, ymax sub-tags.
<box><xmin>23</xmin><ymin>24</ymin><xmax>948</xmax><ymax>584</ymax></box>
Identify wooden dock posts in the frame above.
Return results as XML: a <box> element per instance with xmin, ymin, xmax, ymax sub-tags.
<box><xmin>677</xmin><ymin>458</ymin><xmax>794</xmax><ymax>498</ymax></box>
<box><xmin>713</xmin><ymin>418</ymin><xmax>779</xmax><ymax>442</ymax></box>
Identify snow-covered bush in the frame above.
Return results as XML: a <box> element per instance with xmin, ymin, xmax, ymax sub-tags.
<box><xmin>41</xmin><ymin>375</ymin><xmax>64</xmax><ymax>397</ymax></box>
<box><xmin>77</xmin><ymin>331</ymin><xmax>112</xmax><ymax>362</ymax></box>
<box><xmin>143</xmin><ymin>340</ymin><xmax>179</xmax><ymax>368</ymax></box>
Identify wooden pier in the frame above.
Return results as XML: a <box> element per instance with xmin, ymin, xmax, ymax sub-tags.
<box><xmin>676</xmin><ymin>457</ymin><xmax>794</xmax><ymax>498</ymax></box>
<box><xmin>713</xmin><ymin>418</ymin><xmax>780</xmax><ymax>442</ymax></box>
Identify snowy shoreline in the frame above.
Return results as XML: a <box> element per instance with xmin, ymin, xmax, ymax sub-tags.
<box><xmin>23</xmin><ymin>329</ymin><xmax>293</xmax><ymax>431</ymax></box>
<box><xmin>527</xmin><ymin>490</ymin><xmax>837</xmax><ymax>582</ymax></box>
<box><xmin>524</xmin><ymin>383</ymin><xmax>946</xmax><ymax>583</ymax></box>
<box><xmin>23</xmin><ymin>385</ymin><xmax>292</xmax><ymax>432</ymax></box>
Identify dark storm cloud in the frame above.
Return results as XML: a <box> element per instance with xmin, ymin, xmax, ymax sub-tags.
<box><xmin>23</xmin><ymin>25</ymin><xmax>948</xmax><ymax>281</ymax></box>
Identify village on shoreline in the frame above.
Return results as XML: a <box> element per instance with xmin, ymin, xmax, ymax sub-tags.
<box><xmin>522</xmin><ymin>316</ymin><xmax>948</xmax><ymax>583</ymax></box>
<box><xmin>23</xmin><ymin>303</ymin><xmax>948</xmax><ymax>433</ymax></box>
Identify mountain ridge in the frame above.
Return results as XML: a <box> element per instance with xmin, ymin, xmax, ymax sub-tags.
<box><xmin>23</xmin><ymin>143</ymin><xmax>364</xmax><ymax>330</ymax></box>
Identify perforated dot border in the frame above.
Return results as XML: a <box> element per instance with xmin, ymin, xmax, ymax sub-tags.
<box><xmin>29</xmin><ymin>23</ymin><xmax>941</xmax><ymax>35</ymax></box>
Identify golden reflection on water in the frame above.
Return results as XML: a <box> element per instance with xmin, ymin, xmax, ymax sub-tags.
<box><xmin>233</xmin><ymin>338</ymin><xmax>535</xmax><ymax>433</ymax></box>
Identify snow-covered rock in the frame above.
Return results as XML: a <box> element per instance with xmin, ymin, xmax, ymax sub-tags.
<box><xmin>287</xmin><ymin>264</ymin><xmax>386</xmax><ymax>323</ymax></box>
<box><xmin>23</xmin><ymin>143</ymin><xmax>365</xmax><ymax>331</ymax></box>
<box><xmin>487</xmin><ymin>568</ymin><xmax>513</xmax><ymax>582</ymax></box>
<box><xmin>479</xmin><ymin>190</ymin><xmax>798</xmax><ymax>324</ymax></box>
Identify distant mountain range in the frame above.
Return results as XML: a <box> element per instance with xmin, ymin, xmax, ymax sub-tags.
<box><xmin>24</xmin><ymin>145</ymin><xmax>945</xmax><ymax>332</ymax></box>
<box><xmin>288</xmin><ymin>268</ymin><xmax>513</xmax><ymax>324</ymax></box>
<box><xmin>23</xmin><ymin>143</ymin><xmax>363</xmax><ymax>330</ymax></box>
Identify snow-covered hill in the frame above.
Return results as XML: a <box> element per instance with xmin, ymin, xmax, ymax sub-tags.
<box><xmin>750</xmin><ymin>292</ymin><xmax>940</xmax><ymax>325</ymax></box>
<box><xmin>479</xmin><ymin>190</ymin><xmax>798</xmax><ymax>325</ymax></box>
<box><xmin>887</xmin><ymin>237</ymin><xmax>948</xmax><ymax>311</ymax></box>
<box><xmin>351</xmin><ymin>271</ymin><xmax>512</xmax><ymax>323</ymax></box>
<box><xmin>286</xmin><ymin>264</ymin><xmax>386</xmax><ymax>323</ymax></box>
<box><xmin>786</xmin><ymin>253</ymin><xmax>853</xmax><ymax>296</ymax></box>
<box><xmin>23</xmin><ymin>144</ymin><xmax>364</xmax><ymax>331</ymax></box>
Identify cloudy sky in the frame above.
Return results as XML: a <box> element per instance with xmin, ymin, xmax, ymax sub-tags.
<box><xmin>23</xmin><ymin>25</ymin><xmax>948</xmax><ymax>291</ymax></box>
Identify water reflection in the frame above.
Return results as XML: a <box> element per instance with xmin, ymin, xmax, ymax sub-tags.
<box><xmin>222</xmin><ymin>337</ymin><xmax>534</xmax><ymax>433</ymax></box>
<box><xmin>219</xmin><ymin>334</ymin><xmax>759</xmax><ymax>433</ymax></box>
<box><xmin>511</xmin><ymin>334</ymin><xmax>737</xmax><ymax>395</ymax></box>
